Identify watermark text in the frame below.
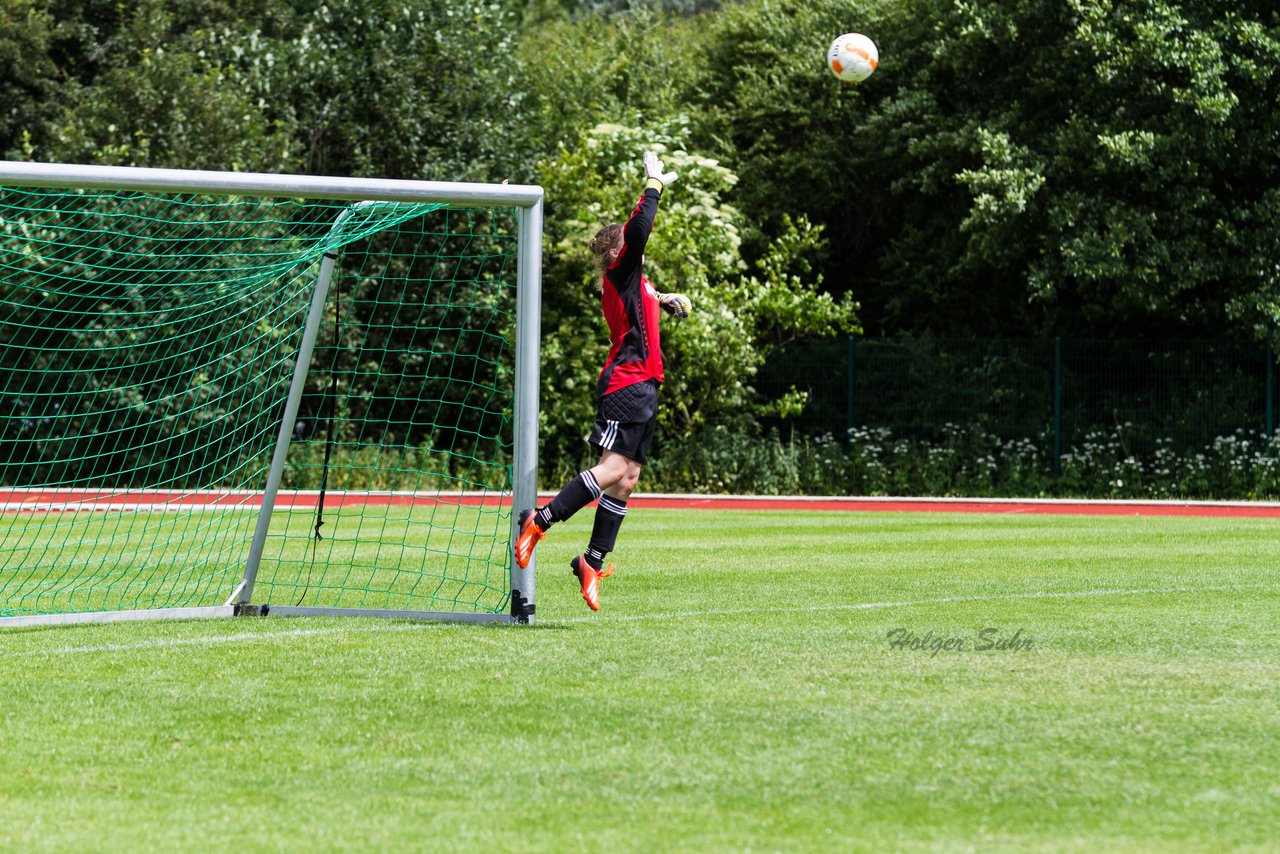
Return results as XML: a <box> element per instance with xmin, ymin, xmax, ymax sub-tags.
<box><xmin>886</xmin><ymin>627</ymin><xmax>1033</xmax><ymax>657</ymax></box>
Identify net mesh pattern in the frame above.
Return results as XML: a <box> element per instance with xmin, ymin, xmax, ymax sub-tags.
<box><xmin>0</xmin><ymin>186</ymin><xmax>518</xmax><ymax>617</ymax></box>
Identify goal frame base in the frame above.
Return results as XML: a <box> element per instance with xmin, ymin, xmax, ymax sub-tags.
<box><xmin>0</xmin><ymin>605</ymin><xmax>518</xmax><ymax>629</ymax></box>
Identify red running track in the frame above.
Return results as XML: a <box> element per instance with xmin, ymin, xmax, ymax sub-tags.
<box><xmin>2</xmin><ymin>489</ymin><xmax>1280</xmax><ymax>518</ymax></box>
<box><xmin>629</xmin><ymin>494</ymin><xmax>1280</xmax><ymax>518</ymax></box>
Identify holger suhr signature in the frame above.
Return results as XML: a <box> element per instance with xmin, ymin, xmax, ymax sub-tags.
<box><xmin>886</xmin><ymin>627</ymin><xmax>1033</xmax><ymax>657</ymax></box>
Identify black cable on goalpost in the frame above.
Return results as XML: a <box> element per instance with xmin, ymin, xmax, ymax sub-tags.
<box><xmin>299</xmin><ymin>250</ymin><xmax>343</xmax><ymax>607</ymax></box>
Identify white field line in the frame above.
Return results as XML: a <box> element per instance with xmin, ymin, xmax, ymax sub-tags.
<box><xmin>3</xmin><ymin>582</ymin><xmax>1270</xmax><ymax>658</ymax></box>
<box><xmin>550</xmin><ymin>582</ymin><xmax>1275</xmax><ymax>624</ymax></box>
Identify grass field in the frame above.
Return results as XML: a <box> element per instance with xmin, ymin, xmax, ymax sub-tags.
<box><xmin>2</xmin><ymin>509</ymin><xmax>1278</xmax><ymax>851</ymax></box>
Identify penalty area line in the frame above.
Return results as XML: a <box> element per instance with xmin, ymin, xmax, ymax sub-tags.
<box><xmin>4</xmin><ymin>583</ymin><xmax>1271</xmax><ymax>656</ymax></box>
<box><xmin>548</xmin><ymin>582</ymin><xmax>1274</xmax><ymax>625</ymax></box>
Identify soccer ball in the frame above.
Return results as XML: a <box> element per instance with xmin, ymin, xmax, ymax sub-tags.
<box><xmin>828</xmin><ymin>32</ymin><xmax>878</xmax><ymax>83</ymax></box>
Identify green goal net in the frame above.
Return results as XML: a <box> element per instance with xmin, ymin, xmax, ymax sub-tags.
<box><xmin>0</xmin><ymin>169</ymin><xmax>539</xmax><ymax>624</ymax></box>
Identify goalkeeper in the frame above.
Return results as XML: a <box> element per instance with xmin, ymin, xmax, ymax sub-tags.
<box><xmin>515</xmin><ymin>150</ymin><xmax>692</xmax><ymax>611</ymax></box>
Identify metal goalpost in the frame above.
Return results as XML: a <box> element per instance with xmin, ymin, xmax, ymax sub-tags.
<box><xmin>0</xmin><ymin>160</ymin><xmax>542</xmax><ymax>627</ymax></box>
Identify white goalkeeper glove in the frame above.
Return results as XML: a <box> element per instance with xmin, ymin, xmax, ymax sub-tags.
<box><xmin>658</xmin><ymin>292</ymin><xmax>692</xmax><ymax>319</ymax></box>
<box><xmin>644</xmin><ymin>151</ymin><xmax>678</xmax><ymax>193</ymax></box>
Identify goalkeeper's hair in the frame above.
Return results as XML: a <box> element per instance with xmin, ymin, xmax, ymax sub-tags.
<box><xmin>589</xmin><ymin>223</ymin><xmax>624</xmax><ymax>275</ymax></box>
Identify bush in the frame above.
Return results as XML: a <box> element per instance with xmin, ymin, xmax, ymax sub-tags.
<box><xmin>282</xmin><ymin>441</ymin><xmax>503</xmax><ymax>493</ymax></box>
<box><xmin>641</xmin><ymin>423</ymin><xmax>1280</xmax><ymax>500</ymax></box>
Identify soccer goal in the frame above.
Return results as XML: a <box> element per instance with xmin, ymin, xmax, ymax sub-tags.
<box><xmin>0</xmin><ymin>161</ymin><xmax>542</xmax><ymax>626</ymax></box>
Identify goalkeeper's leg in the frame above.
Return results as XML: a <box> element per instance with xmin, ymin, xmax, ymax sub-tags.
<box><xmin>515</xmin><ymin>452</ymin><xmax>631</xmax><ymax>568</ymax></box>
<box><xmin>568</xmin><ymin>381</ymin><xmax>650</xmax><ymax>606</ymax></box>
<box><xmin>516</xmin><ymin>380</ymin><xmax>658</xmax><ymax>570</ymax></box>
<box><xmin>567</xmin><ymin>381</ymin><xmax>656</xmax><ymax>609</ymax></box>
<box><xmin>582</xmin><ymin>481</ymin><xmax>633</xmax><ymax>571</ymax></box>
<box><xmin>516</xmin><ymin>467</ymin><xmax>599</xmax><ymax>568</ymax></box>
<box><xmin>572</xmin><ymin>474</ymin><xmax>637</xmax><ymax>611</ymax></box>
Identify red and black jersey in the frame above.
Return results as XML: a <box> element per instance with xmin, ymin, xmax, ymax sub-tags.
<box><xmin>597</xmin><ymin>188</ymin><xmax>664</xmax><ymax>398</ymax></box>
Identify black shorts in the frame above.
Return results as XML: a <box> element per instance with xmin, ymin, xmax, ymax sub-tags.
<box><xmin>588</xmin><ymin>379</ymin><xmax>659</xmax><ymax>464</ymax></box>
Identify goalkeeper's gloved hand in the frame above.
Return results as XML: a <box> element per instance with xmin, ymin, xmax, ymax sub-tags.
<box><xmin>644</xmin><ymin>151</ymin><xmax>678</xmax><ymax>193</ymax></box>
<box><xmin>658</xmin><ymin>292</ymin><xmax>692</xmax><ymax>319</ymax></box>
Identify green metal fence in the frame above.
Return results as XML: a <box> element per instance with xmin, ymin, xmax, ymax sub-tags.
<box><xmin>758</xmin><ymin>338</ymin><xmax>1278</xmax><ymax>463</ymax></box>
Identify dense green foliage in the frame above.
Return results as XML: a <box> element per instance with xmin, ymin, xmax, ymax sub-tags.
<box><xmin>3</xmin><ymin>0</ymin><xmax>527</xmax><ymax>177</ymax></box>
<box><xmin>693</xmin><ymin>0</ymin><xmax>1280</xmax><ymax>341</ymax></box>
<box><xmin>3</xmin><ymin>0</ymin><xmax>1278</xmax><ymax>488</ymax></box>
<box><xmin>643</xmin><ymin>424</ymin><xmax>1280</xmax><ymax>499</ymax></box>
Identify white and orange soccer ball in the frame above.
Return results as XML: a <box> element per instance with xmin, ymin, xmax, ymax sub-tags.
<box><xmin>828</xmin><ymin>32</ymin><xmax>878</xmax><ymax>83</ymax></box>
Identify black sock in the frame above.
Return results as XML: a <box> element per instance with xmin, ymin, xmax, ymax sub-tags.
<box><xmin>535</xmin><ymin>470</ymin><xmax>601</xmax><ymax>529</ymax></box>
<box><xmin>585</xmin><ymin>494</ymin><xmax>628</xmax><ymax>568</ymax></box>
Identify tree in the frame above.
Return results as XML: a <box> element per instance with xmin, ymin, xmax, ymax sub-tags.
<box><xmin>535</xmin><ymin>119</ymin><xmax>858</xmax><ymax>478</ymax></box>
<box><xmin>0</xmin><ymin>0</ymin><xmax>77</xmax><ymax>160</ymax></box>
<box><xmin>12</xmin><ymin>0</ymin><xmax>530</xmax><ymax>181</ymax></box>
<box><xmin>694</xmin><ymin>0</ymin><xmax>1280</xmax><ymax>342</ymax></box>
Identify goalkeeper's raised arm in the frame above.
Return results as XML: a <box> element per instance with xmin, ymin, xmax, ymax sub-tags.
<box><xmin>513</xmin><ymin>150</ymin><xmax>686</xmax><ymax>612</ymax></box>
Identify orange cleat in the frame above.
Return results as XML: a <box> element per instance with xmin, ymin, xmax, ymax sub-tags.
<box><xmin>570</xmin><ymin>555</ymin><xmax>616</xmax><ymax>611</ymax></box>
<box><xmin>514</xmin><ymin>509</ymin><xmax>545</xmax><ymax>569</ymax></box>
